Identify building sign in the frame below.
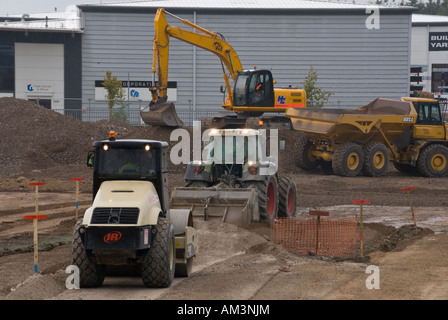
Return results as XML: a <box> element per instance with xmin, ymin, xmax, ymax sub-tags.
<box><xmin>26</xmin><ymin>83</ymin><xmax>54</xmax><ymax>94</ymax></box>
<box><xmin>94</xmin><ymin>80</ymin><xmax>177</xmax><ymax>102</ymax></box>
<box><xmin>429</xmin><ymin>32</ymin><xmax>448</xmax><ymax>51</ymax></box>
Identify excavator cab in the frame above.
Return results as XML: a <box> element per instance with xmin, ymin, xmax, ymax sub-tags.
<box><xmin>233</xmin><ymin>70</ymin><xmax>275</xmax><ymax>108</ymax></box>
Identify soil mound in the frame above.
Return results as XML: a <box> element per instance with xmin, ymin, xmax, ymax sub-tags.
<box><xmin>0</xmin><ymin>98</ymin><xmax>136</xmax><ymax>178</ymax></box>
<box><xmin>380</xmin><ymin>224</ymin><xmax>434</xmax><ymax>252</ymax></box>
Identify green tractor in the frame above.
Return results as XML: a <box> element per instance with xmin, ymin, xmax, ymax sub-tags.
<box><xmin>170</xmin><ymin>128</ymin><xmax>297</xmax><ymax>225</ymax></box>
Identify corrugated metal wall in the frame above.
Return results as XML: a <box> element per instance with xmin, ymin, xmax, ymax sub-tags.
<box><xmin>82</xmin><ymin>10</ymin><xmax>411</xmax><ymax>117</ymax></box>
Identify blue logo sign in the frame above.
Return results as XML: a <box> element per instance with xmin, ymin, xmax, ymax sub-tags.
<box><xmin>27</xmin><ymin>84</ymin><xmax>34</xmax><ymax>92</ymax></box>
<box><xmin>277</xmin><ymin>95</ymin><xmax>286</xmax><ymax>104</ymax></box>
<box><xmin>130</xmin><ymin>89</ymin><xmax>139</xmax><ymax>98</ymax></box>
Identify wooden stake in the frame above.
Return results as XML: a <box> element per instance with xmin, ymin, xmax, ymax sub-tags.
<box><xmin>352</xmin><ymin>200</ymin><xmax>371</xmax><ymax>258</ymax></box>
<box><xmin>400</xmin><ymin>186</ymin><xmax>417</xmax><ymax>227</ymax></box>
<box><xmin>70</xmin><ymin>178</ymin><xmax>85</xmax><ymax>221</ymax></box>
<box><xmin>309</xmin><ymin>210</ymin><xmax>329</xmax><ymax>256</ymax></box>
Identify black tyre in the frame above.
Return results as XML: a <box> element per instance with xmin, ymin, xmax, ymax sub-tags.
<box><xmin>278</xmin><ymin>175</ymin><xmax>297</xmax><ymax>218</ymax></box>
<box><xmin>332</xmin><ymin>142</ymin><xmax>364</xmax><ymax>177</ymax></box>
<box><xmin>294</xmin><ymin>135</ymin><xmax>319</xmax><ymax>170</ymax></box>
<box><xmin>244</xmin><ymin>175</ymin><xmax>279</xmax><ymax>221</ymax></box>
<box><xmin>417</xmin><ymin>144</ymin><xmax>448</xmax><ymax>177</ymax></box>
<box><xmin>362</xmin><ymin>142</ymin><xmax>389</xmax><ymax>177</ymax></box>
<box><xmin>71</xmin><ymin>220</ymin><xmax>105</xmax><ymax>288</ymax></box>
<box><xmin>141</xmin><ymin>217</ymin><xmax>176</xmax><ymax>288</ymax></box>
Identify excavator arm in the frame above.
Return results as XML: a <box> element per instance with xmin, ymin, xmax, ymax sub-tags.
<box><xmin>150</xmin><ymin>8</ymin><xmax>242</xmax><ymax>107</ymax></box>
<box><xmin>141</xmin><ymin>8</ymin><xmax>306</xmax><ymax>127</ymax></box>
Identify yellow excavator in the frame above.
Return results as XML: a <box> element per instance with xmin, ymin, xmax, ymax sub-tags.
<box><xmin>140</xmin><ymin>8</ymin><xmax>306</xmax><ymax>128</ymax></box>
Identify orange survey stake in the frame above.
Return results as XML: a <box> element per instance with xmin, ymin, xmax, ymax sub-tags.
<box><xmin>353</xmin><ymin>199</ymin><xmax>370</xmax><ymax>258</ymax></box>
<box><xmin>27</xmin><ymin>182</ymin><xmax>46</xmax><ymax>273</ymax></box>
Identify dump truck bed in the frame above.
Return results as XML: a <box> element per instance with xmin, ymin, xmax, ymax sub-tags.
<box><xmin>285</xmin><ymin>98</ymin><xmax>417</xmax><ymax>143</ymax></box>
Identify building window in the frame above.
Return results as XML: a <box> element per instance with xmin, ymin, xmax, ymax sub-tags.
<box><xmin>0</xmin><ymin>43</ymin><xmax>14</xmax><ymax>93</ymax></box>
<box><xmin>432</xmin><ymin>64</ymin><xmax>448</xmax><ymax>95</ymax></box>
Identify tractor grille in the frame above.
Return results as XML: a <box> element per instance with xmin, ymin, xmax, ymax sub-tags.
<box><xmin>90</xmin><ymin>207</ymin><xmax>140</xmax><ymax>224</ymax></box>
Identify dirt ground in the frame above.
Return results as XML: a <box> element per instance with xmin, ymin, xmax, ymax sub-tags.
<box><xmin>1</xmin><ymin>98</ymin><xmax>447</xmax><ymax>301</ymax></box>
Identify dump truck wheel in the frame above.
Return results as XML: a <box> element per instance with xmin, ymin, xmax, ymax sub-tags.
<box><xmin>141</xmin><ymin>217</ymin><xmax>176</xmax><ymax>288</ymax></box>
<box><xmin>332</xmin><ymin>142</ymin><xmax>364</xmax><ymax>177</ymax></box>
<box><xmin>417</xmin><ymin>144</ymin><xmax>448</xmax><ymax>177</ymax></box>
<box><xmin>278</xmin><ymin>175</ymin><xmax>297</xmax><ymax>218</ymax></box>
<box><xmin>362</xmin><ymin>142</ymin><xmax>389</xmax><ymax>177</ymax></box>
<box><xmin>71</xmin><ymin>220</ymin><xmax>105</xmax><ymax>288</ymax></box>
<box><xmin>294</xmin><ymin>135</ymin><xmax>318</xmax><ymax>170</ymax></box>
<box><xmin>244</xmin><ymin>175</ymin><xmax>279</xmax><ymax>221</ymax></box>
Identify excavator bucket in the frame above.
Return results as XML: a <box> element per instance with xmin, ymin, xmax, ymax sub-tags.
<box><xmin>170</xmin><ymin>187</ymin><xmax>260</xmax><ymax>227</ymax></box>
<box><xmin>140</xmin><ymin>102</ymin><xmax>184</xmax><ymax>127</ymax></box>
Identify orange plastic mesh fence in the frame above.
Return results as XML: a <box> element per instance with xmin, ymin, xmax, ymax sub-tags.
<box><xmin>270</xmin><ymin>216</ymin><xmax>358</xmax><ymax>258</ymax></box>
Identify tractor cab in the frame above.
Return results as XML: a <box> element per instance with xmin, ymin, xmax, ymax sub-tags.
<box><xmin>184</xmin><ymin>128</ymin><xmax>276</xmax><ymax>187</ymax></box>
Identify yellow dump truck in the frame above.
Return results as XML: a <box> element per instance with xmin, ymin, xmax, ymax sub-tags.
<box><xmin>285</xmin><ymin>96</ymin><xmax>448</xmax><ymax>177</ymax></box>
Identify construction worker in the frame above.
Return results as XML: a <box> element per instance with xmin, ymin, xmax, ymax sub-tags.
<box><xmin>118</xmin><ymin>152</ymin><xmax>140</xmax><ymax>173</ymax></box>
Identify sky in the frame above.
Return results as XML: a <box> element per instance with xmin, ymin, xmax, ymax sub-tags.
<box><xmin>1</xmin><ymin>0</ymin><xmax>377</xmax><ymax>15</ymax></box>
<box><xmin>1</xmin><ymin>0</ymin><xmax>122</xmax><ymax>15</ymax></box>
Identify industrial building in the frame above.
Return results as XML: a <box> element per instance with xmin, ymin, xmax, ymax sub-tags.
<box><xmin>0</xmin><ymin>9</ymin><xmax>82</xmax><ymax>111</ymax></box>
<box><xmin>1</xmin><ymin>1</ymin><xmax>418</xmax><ymax>124</ymax></box>
<box><xmin>411</xmin><ymin>14</ymin><xmax>448</xmax><ymax>98</ymax></box>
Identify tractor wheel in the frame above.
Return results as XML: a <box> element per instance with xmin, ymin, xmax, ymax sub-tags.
<box><xmin>417</xmin><ymin>144</ymin><xmax>448</xmax><ymax>177</ymax></box>
<box><xmin>362</xmin><ymin>142</ymin><xmax>389</xmax><ymax>177</ymax></box>
<box><xmin>244</xmin><ymin>175</ymin><xmax>279</xmax><ymax>221</ymax></box>
<box><xmin>278</xmin><ymin>175</ymin><xmax>297</xmax><ymax>218</ymax></box>
<box><xmin>332</xmin><ymin>142</ymin><xmax>364</xmax><ymax>177</ymax></box>
<box><xmin>294</xmin><ymin>135</ymin><xmax>318</xmax><ymax>170</ymax></box>
<box><xmin>71</xmin><ymin>220</ymin><xmax>105</xmax><ymax>288</ymax></box>
<box><xmin>141</xmin><ymin>217</ymin><xmax>176</xmax><ymax>288</ymax></box>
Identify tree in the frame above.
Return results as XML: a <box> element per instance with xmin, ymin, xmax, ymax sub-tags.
<box><xmin>301</xmin><ymin>66</ymin><xmax>334</xmax><ymax>108</ymax></box>
<box><xmin>102</xmin><ymin>71</ymin><xmax>127</xmax><ymax>121</ymax></box>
